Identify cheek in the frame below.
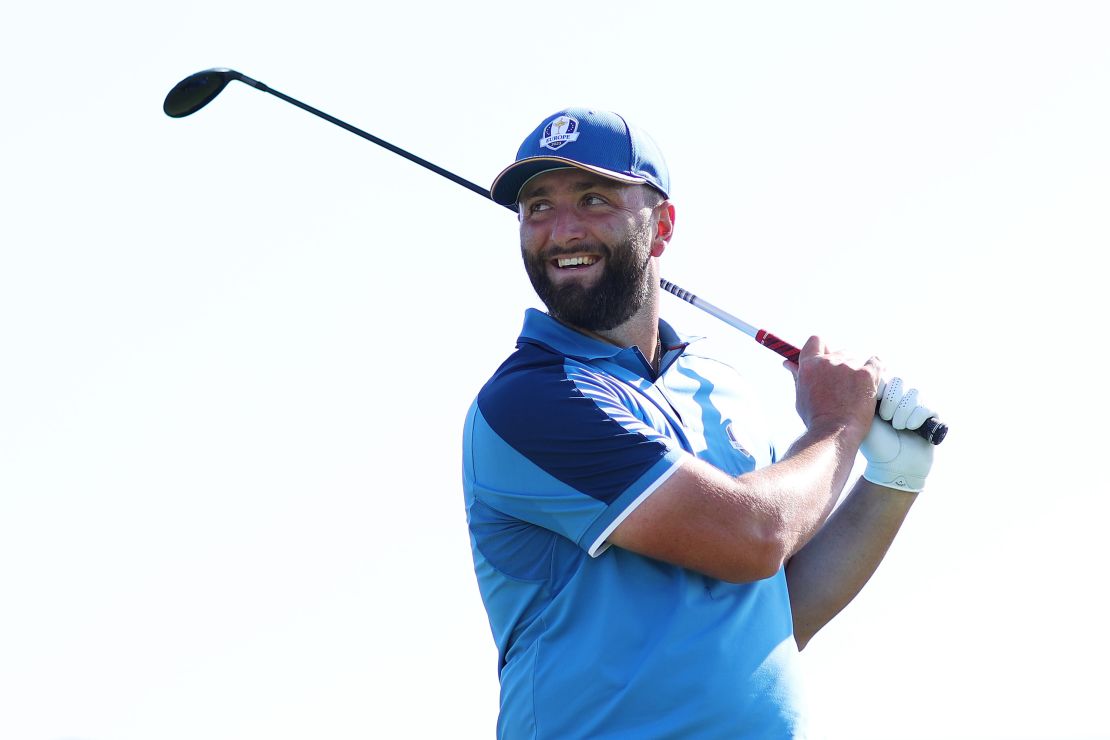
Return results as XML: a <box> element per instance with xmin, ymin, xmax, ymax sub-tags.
<box><xmin>519</xmin><ymin>233</ymin><xmax>542</xmax><ymax>269</ymax></box>
<box><xmin>519</xmin><ymin>224</ymin><xmax>549</xmax><ymax>256</ymax></box>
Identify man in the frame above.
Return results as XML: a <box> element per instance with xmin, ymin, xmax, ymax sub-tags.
<box><xmin>462</xmin><ymin>108</ymin><xmax>937</xmax><ymax>738</ymax></box>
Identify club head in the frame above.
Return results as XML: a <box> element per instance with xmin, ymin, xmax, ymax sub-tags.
<box><xmin>163</xmin><ymin>68</ymin><xmax>243</xmax><ymax>118</ymax></box>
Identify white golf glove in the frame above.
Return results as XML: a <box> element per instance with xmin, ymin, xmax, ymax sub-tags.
<box><xmin>861</xmin><ymin>377</ymin><xmax>936</xmax><ymax>493</ymax></box>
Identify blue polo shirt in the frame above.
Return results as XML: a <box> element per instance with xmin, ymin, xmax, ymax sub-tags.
<box><xmin>463</xmin><ymin>309</ymin><xmax>806</xmax><ymax>739</ymax></box>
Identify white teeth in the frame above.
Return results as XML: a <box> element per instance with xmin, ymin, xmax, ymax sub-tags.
<box><xmin>556</xmin><ymin>256</ymin><xmax>598</xmax><ymax>268</ymax></box>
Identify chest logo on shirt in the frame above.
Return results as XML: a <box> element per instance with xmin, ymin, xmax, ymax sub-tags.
<box><xmin>725</xmin><ymin>422</ymin><xmax>756</xmax><ymax>462</ymax></box>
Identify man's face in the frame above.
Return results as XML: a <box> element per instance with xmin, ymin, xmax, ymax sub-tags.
<box><xmin>517</xmin><ymin>168</ymin><xmax>661</xmax><ymax>331</ymax></box>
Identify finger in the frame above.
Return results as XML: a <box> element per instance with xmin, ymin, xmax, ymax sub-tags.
<box><xmin>878</xmin><ymin>376</ymin><xmax>903</xmax><ymax>421</ymax></box>
<box><xmin>892</xmin><ymin>387</ymin><xmax>919</xmax><ymax>429</ymax></box>
<box><xmin>783</xmin><ymin>359</ymin><xmax>799</xmax><ymax>379</ymax></box>
<box><xmin>801</xmin><ymin>335</ymin><xmax>824</xmax><ymax>359</ymax></box>
<box><xmin>905</xmin><ymin>403</ymin><xmax>937</xmax><ymax>431</ymax></box>
<box><xmin>867</xmin><ymin>355</ymin><xmax>885</xmax><ymax>390</ymax></box>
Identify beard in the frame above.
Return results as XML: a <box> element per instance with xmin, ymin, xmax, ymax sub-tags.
<box><xmin>522</xmin><ymin>232</ymin><xmax>653</xmax><ymax>332</ymax></box>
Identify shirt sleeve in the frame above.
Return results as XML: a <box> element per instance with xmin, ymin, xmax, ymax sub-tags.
<box><xmin>464</xmin><ymin>355</ymin><xmax>686</xmax><ymax>555</ymax></box>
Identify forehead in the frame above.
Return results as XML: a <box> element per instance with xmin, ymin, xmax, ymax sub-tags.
<box><xmin>518</xmin><ymin>167</ymin><xmax>634</xmax><ymax>200</ymax></box>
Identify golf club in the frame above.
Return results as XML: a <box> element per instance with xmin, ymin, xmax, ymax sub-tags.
<box><xmin>163</xmin><ymin>68</ymin><xmax>948</xmax><ymax>445</ymax></box>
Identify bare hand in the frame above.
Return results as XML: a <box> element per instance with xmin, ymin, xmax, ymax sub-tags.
<box><xmin>785</xmin><ymin>336</ymin><xmax>882</xmax><ymax>443</ymax></box>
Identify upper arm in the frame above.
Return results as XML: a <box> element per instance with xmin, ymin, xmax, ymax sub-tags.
<box><xmin>466</xmin><ymin>354</ymin><xmax>687</xmax><ymax>550</ymax></box>
<box><xmin>607</xmin><ymin>456</ymin><xmax>787</xmax><ymax>583</ymax></box>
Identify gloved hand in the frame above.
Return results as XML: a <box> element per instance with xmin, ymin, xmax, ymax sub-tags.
<box><xmin>861</xmin><ymin>377</ymin><xmax>936</xmax><ymax>493</ymax></box>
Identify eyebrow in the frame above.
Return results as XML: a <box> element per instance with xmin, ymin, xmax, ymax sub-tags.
<box><xmin>520</xmin><ymin>177</ymin><xmax>615</xmax><ymax>201</ymax></box>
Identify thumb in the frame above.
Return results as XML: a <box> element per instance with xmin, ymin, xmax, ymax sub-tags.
<box><xmin>800</xmin><ymin>335</ymin><xmax>825</xmax><ymax>360</ymax></box>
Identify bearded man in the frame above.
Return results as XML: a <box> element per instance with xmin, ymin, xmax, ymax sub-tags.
<box><xmin>462</xmin><ymin>109</ymin><xmax>938</xmax><ymax>739</ymax></box>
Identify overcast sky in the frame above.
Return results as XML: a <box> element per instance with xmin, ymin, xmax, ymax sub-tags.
<box><xmin>2</xmin><ymin>2</ymin><xmax>1109</xmax><ymax>738</ymax></box>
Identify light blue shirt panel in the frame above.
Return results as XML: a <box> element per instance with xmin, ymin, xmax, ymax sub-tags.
<box><xmin>498</xmin><ymin>548</ymin><xmax>803</xmax><ymax>739</ymax></box>
<box><xmin>662</xmin><ymin>352</ymin><xmax>778</xmax><ymax>475</ymax></box>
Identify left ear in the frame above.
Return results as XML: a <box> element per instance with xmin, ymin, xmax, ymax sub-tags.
<box><xmin>650</xmin><ymin>201</ymin><xmax>676</xmax><ymax>257</ymax></box>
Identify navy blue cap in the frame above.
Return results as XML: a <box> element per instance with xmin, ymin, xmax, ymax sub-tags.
<box><xmin>490</xmin><ymin>108</ymin><xmax>670</xmax><ymax>208</ymax></box>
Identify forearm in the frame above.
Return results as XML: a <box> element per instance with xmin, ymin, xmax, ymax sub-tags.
<box><xmin>785</xmin><ymin>477</ymin><xmax>918</xmax><ymax>649</ymax></box>
<box><xmin>764</xmin><ymin>423</ymin><xmax>866</xmax><ymax>558</ymax></box>
<box><xmin>608</xmin><ymin>423</ymin><xmax>866</xmax><ymax>583</ymax></box>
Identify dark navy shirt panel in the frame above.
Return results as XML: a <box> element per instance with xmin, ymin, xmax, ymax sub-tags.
<box><xmin>476</xmin><ymin>343</ymin><xmax>673</xmax><ymax>506</ymax></box>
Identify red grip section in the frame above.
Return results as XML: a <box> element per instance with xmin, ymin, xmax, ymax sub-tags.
<box><xmin>755</xmin><ymin>330</ymin><xmax>801</xmax><ymax>362</ymax></box>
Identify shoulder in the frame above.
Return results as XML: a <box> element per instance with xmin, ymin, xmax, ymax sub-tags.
<box><xmin>477</xmin><ymin>343</ymin><xmax>622</xmax><ymax>419</ymax></box>
<box><xmin>667</xmin><ymin>347</ymin><xmax>753</xmax><ymax>400</ymax></box>
<box><xmin>674</xmin><ymin>339</ymin><xmax>769</xmax><ymax>397</ymax></box>
<box><xmin>471</xmin><ymin>344</ymin><xmax>666</xmax><ymax>462</ymax></box>
<box><xmin>678</xmin><ymin>345</ymin><xmax>746</xmax><ymax>377</ymax></box>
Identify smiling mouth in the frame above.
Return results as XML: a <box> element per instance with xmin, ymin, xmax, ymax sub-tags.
<box><xmin>553</xmin><ymin>255</ymin><xmax>599</xmax><ymax>269</ymax></box>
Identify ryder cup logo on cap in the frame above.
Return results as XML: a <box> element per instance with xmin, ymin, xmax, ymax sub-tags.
<box><xmin>539</xmin><ymin>116</ymin><xmax>580</xmax><ymax>150</ymax></box>
<box><xmin>489</xmin><ymin>107</ymin><xmax>671</xmax><ymax>209</ymax></box>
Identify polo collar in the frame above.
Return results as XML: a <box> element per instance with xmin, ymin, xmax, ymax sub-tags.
<box><xmin>517</xmin><ymin>308</ymin><xmax>696</xmax><ymax>379</ymax></box>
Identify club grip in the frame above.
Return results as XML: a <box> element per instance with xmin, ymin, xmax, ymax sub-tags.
<box><xmin>754</xmin><ymin>330</ymin><xmax>801</xmax><ymax>362</ymax></box>
<box><xmin>913</xmin><ymin>416</ymin><xmax>948</xmax><ymax>445</ymax></box>
<box><xmin>872</xmin><ymin>402</ymin><xmax>947</xmax><ymax>445</ymax></box>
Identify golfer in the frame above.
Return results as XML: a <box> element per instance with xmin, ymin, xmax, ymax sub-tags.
<box><xmin>462</xmin><ymin>108</ymin><xmax>938</xmax><ymax>738</ymax></box>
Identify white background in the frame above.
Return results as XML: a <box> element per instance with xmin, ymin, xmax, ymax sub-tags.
<box><xmin>2</xmin><ymin>2</ymin><xmax>1108</xmax><ymax>738</ymax></box>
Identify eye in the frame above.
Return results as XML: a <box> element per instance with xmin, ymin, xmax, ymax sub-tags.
<box><xmin>582</xmin><ymin>194</ymin><xmax>607</xmax><ymax>206</ymax></box>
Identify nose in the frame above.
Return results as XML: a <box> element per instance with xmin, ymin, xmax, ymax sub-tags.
<box><xmin>549</xmin><ymin>206</ymin><xmax>586</xmax><ymax>246</ymax></box>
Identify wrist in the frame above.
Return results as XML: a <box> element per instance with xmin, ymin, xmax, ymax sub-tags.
<box><xmin>805</xmin><ymin>417</ymin><xmax>870</xmax><ymax>450</ymax></box>
<box><xmin>863</xmin><ymin>463</ymin><xmax>926</xmax><ymax>493</ymax></box>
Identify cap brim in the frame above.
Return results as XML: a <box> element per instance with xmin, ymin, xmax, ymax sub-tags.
<box><xmin>489</xmin><ymin>156</ymin><xmax>648</xmax><ymax>209</ymax></box>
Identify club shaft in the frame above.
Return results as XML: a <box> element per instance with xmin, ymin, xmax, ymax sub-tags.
<box><xmin>243</xmin><ymin>76</ymin><xmax>495</xmax><ymax>203</ymax></box>
<box><xmin>659</xmin><ymin>279</ymin><xmax>802</xmax><ymax>361</ymax></box>
<box><xmin>658</xmin><ymin>279</ymin><xmax>758</xmax><ymax>337</ymax></box>
<box><xmin>169</xmin><ymin>69</ymin><xmax>947</xmax><ymax>444</ymax></box>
